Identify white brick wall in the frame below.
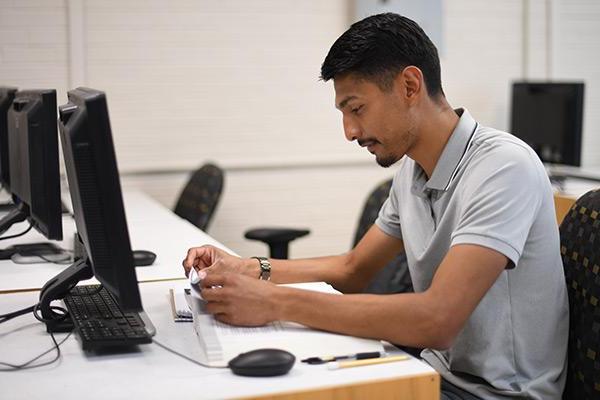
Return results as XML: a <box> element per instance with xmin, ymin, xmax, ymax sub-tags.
<box><xmin>1</xmin><ymin>0</ymin><xmax>599</xmax><ymax>259</ymax></box>
<box><xmin>552</xmin><ymin>0</ymin><xmax>600</xmax><ymax>167</ymax></box>
<box><xmin>0</xmin><ymin>0</ymin><xmax>69</xmax><ymax>100</ymax></box>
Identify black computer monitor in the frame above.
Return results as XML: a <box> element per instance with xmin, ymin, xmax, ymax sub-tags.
<box><xmin>39</xmin><ymin>88</ymin><xmax>145</xmax><ymax>330</ymax></box>
<box><xmin>0</xmin><ymin>86</ymin><xmax>18</xmax><ymax>189</ymax></box>
<box><xmin>0</xmin><ymin>90</ymin><xmax>63</xmax><ymax>240</ymax></box>
<box><xmin>510</xmin><ymin>82</ymin><xmax>584</xmax><ymax>166</ymax></box>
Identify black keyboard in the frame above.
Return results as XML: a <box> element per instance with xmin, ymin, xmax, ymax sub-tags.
<box><xmin>64</xmin><ymin>284</ymin><xmax>152</xmax><ymax>350</ymax></box>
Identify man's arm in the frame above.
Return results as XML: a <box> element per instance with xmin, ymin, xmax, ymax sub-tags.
<box><xmin>201</xmin><ymin>243</ymin><xmax>507</xmax><ymax>349</ymax></box>
<box><xmin>183</xmin><ymin>225</ymin><xmax>404</xmax><ymax>293</ymax></box>
<box><xmin>268</xmin><ymin>226</ymin><xmax>404</xmax><ymax>292</ymax></box>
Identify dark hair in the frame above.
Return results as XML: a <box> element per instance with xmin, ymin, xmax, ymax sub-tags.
<box><xmin>320</xmin><ymin>13</ymin><xmax>444</xmax><ymax>98</ymax></box>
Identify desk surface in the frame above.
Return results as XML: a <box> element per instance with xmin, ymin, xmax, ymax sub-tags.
<box><xmin>552</xmin><ymin>178</ymin><xmax>599</xmax><ymax>224</ymax></box>
<box><xmin>0</xmin><ymin>280</ymin><xmax>439</xmax><ymax>400</ymax></box>
<box><xmin>0</xmin><ymin>191</ymin><xmax>234</xmax><ymax>293</ymax></box>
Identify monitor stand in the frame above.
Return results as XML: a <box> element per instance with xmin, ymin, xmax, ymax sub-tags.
<box><xmin>0</xmin><ymin>202</ymin><xmax>66</xmax><ymax>260</ymax></box>
<box><xmin>38</xmin><ymin>257</ymin><xmax>94</xmax><ymax>333</ymax></box>
<box><xmin>0</xmin><ymin>242</ymin><xmax>66</xmax><ymax>261</ymax></box>
<box><xmin>0</xmin><ymin>202</ymin><xmax>14</xmax><ymax>212</ymax></box>
<box><xmin>0</xmin><ymin>202</ymin><xmax>28</xmax><ymax>236</ymax></box>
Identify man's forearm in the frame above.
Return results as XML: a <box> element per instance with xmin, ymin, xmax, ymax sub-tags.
<box><xmin>261</xmin><ymin>254</ymin><xmax>357</xmax><ymax>290</ymax></box>
<box><xmin>260</xmin><ymin>254</ymin><xmax>389</xmax><ymax>293</ymax></box>
<box><xmin>271</xmin><ymin>285</ymin><xmax>449</xmax><ymax>349</ymax></box>
<box><xmin>249</xmin><ymin>226</ymin><xmax>404</xmax><ymax>293</ymax></box>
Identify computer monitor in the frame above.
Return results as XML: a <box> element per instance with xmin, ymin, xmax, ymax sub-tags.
<box><xmin>0</xmin><ymin>86</ymin><xmax>18</xmax><ymax>190</ymax></box>
<box><xmin>510</xmin><ymin>82</ymin><xmax>584</xmax><ymax>167</ymax></box>
<box><xmin>0</xmin><ymin>89</ymin><xmax>63</xmax><ymax>240</ymax></box>
<box><xmin>39</xmin><ymin>88</ymin><xmax>147</xmax><ymax>331</ymax></box>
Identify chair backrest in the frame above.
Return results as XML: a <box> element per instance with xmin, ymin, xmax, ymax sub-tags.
<box><xmin>174</xmin><ymin>163</ymin><xmax>224</xmax><ymax>232</ymax></box>
<box><xmin>559</xmin><ymin>188</ymin><xmax>600</xmax><ymax>399</ymax></box>
<box><xmin>353</xmin><ymin>178</ymin><xmax>412</xmax><ymax>294</ymax></box>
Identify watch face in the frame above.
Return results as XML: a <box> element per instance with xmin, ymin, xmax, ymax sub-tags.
<box><xmin>258</xmin><ymin>259</ymin><xmax>271</xmax><ymax>280</ymax></box>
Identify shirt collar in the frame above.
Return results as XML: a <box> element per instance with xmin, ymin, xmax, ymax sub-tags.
<box><xmin>423</xmin><ymin>108</ymin><xmax>478</xmax><ymax>192</ymax></box>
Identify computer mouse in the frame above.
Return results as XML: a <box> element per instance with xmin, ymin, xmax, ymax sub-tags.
<box><xmin>228</xmin><ymin>348</ymin><xmax>296</xmax><ymax>377</ymax></box>
<box><xmin>132</xmin><ymin>250</ymin><xmax>156</xmax><ymax>267</ymax></box>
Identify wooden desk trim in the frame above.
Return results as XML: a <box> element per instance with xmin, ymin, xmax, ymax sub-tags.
<box><xmin>237</xmin><ymin>371</ymin><xmax>440</xmax><ymax>400</ymax></box>
<box><xmin>554</xmin><ymin>194</ymin><xmax>576</xmax><ymax>225</ymax></box>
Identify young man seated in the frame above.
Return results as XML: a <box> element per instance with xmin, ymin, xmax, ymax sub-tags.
<box><xmin>183</xmin><ymin>13</ymin><xmax>568</xmax><ymax>400</ymax></box>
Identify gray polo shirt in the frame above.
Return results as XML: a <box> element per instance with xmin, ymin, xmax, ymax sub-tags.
<box><xmin>375</xmin><ymin>109</ymin><xmax>568</xmax><ymax>399</ymax></box>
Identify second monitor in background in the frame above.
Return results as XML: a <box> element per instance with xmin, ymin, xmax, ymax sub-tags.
<box><xmin>0</xmin><ymin>89</ymin><xmax>63</xmax><ymax>242</ymax></box>
<box><xmin>510</xmin><ymin>82</ymin><xmax>584</xmax><ymax>167</ymax></box>
<box><xmin>0</xmin><ymin>86</ymin><xmax>18</xmax><ymax>193</ymax></box>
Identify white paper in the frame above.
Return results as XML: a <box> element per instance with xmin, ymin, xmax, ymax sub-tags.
<box><xmin>187</xmin><ymin>282</ymin><xmax>385</xmax><ymax>367</ymax></box>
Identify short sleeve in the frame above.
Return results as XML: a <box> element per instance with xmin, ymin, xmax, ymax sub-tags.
<box><xmin>451</xmin><ymin>144</ymin><xmax>545</xmax><ymax>268</ymax></box>
<box><xmin>375</xmin><ymin>174</ymin><xmax>403</xmax><ymax>240</ymax></box>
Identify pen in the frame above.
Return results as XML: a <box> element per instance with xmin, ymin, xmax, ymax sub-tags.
<box><xmin>301</xmin><ymin>351</ymin><xmax>385</xmax><ymax>364</ymax></box>
<box><xmin>327</xmin><ymin>355</ymin><xmax>410</xmax><ymax>370</ymax></box>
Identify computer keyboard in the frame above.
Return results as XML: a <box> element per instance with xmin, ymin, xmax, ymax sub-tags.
<box><xmin>64</xmin><ymin>284</ymin><xmax>152</xmax><ymax>350</ymax></box>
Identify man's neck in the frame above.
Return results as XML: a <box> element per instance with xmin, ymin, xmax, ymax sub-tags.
<box><xmin>408</xmin><ymin>102</ymin><xmax>460</xmax><ymax>179</ymax></box>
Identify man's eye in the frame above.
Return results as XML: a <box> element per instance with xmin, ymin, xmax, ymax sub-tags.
<box><xmin>351</xmin><ymin>105</ymin><xmax>363</xmax><ymax>115</ymax></box>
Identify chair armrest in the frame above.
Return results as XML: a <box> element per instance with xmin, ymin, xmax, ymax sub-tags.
<box><xmin>245</xmin><ymin>228</ymin><xmax>310</xmax><ymax>243</ymax></box>
<box><xmin>244</xmin><ymin>228</ymin><xmax>310</xmax><ymax>259</ymax></box>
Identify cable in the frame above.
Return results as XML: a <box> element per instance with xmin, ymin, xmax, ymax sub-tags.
<box><xmin>11</xmin><ymin>251</ymin><xmax>73</xmax><ymax>265</ymax></box>
<box><xmin>30</xmin><ymin>285</ymin><xmax>103</xmax><ymax>327</ymax></box>
<box><xmin>0</xmin><ymin>331</ymin><xmax>72</xmax><ymax>371</ymax></box>
<box><xmin>153</xmin><ymin>339</ymin><xmax>227</xmax><ymax>369</ymax></box>
<box><xmin>32</xmin><ymin>302</ymin><xmax>69</xmax><ymax>324</ymax></box>
<box><xmin>1</xmin><ymin>291</ymin><xmax>224</xmax><ymax>372</ymax></box>
<box><xmin>0</xmin><ymin>305</ymin><xmax>35</xmax><ymax>324</ymax></box>
<box><xmin>0</xmin><ymin>301</ymin><xmax>73</xmax><ymax>371</ymax></box>
<box><xmin>0</xmin><ymin>223</ymin><xmax>33</xmax><ymax>241</ymax></box>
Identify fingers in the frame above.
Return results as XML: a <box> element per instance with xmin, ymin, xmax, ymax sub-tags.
<box><xmin>182</xmin><ymin>245</ymin><xmax>216</xmax><ymax>275</ymax></box>
<box><xmin>201</xmin><ymin>272</ymin><xmax>227</xmax><ymax>288</ymax></box>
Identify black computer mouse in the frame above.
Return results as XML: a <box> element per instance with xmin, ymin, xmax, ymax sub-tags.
<box><xmin>132</xmin><ymin>250</ymin><xmax>156</xmax><ymax>267</ymax></box>
<box><xmin>228</xmin><ymin>348</ymin><xmax>295</xmax><ymax>377</ymax></box>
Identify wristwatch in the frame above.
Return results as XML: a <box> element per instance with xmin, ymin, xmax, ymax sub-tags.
<box><xmin>252</xmin><ymin>256</ymin><xmax>271</xmax><ymax>281</ymax></box>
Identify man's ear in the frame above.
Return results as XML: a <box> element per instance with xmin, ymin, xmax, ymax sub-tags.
<box><xmin>395</xmin><ymin>66</ymin><xmax>424</xmax><ymax>103</ymax></box>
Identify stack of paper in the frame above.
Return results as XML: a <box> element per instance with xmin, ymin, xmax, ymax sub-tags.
<box><xmin>187</xmin><ymin>282</ymin><xmax>385</xmax><ymax>367</ymax></box>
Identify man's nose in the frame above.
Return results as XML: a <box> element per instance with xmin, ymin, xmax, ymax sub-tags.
<box><xmin>343</xmin><ymin>115</ymin><xmax>362</xmax><ymax>142</ymax></box>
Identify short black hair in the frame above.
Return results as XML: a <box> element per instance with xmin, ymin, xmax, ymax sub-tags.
<box><xmin>320</xmin><ymin>13</ymin><xmax>444</xmax><ymax>98</ymax></box>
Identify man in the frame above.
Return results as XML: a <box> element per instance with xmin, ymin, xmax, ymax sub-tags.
<box><xmin>183</xmin><ymin>13</ymin><xmax>568</xmax><ymax>400</ymax></box>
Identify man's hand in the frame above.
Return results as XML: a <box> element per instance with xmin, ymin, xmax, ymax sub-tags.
<box><xmin>201</xmin><ymin>272</ymin><xmax>280</xmax><ymax>326</ymax></box>
<box><xmin>182</xmin><ymin>245</ymin><xmax>258</xmax><ymax>279</ymax></box>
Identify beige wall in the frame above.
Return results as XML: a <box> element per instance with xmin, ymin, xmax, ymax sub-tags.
<box><xmin>1</xmin><ymin>0</ymin><xmax>599</xmax><ymax>258</ymax></box>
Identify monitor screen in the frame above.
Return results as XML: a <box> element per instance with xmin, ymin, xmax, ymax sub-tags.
<box><xmin>57</xmin><ymin>87</ymin><xmax>143</xmax><ymax>312</ymax></box>
<box><xmin>2</xmin><ymin>89</ymin><xmax>62</xmax><ymax>240</ymax></box>
<box><xmin>0</xmin><ymin>86</ymin><xmax>17</xmax><ymax>189</ymax></box>
<box><xmin>510</xmin><ymin>82</ymin><xmax>584</xmax><ymax>166</ymax></box>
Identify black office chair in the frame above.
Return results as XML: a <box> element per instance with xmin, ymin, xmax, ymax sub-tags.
<box><xmin>353</xmin><ymin>179</ymin><xmax>412</xmax><ymax>294</ymax></box>
<box><xmin>559</xmin><ymin>188</ymin><xmax>600</xmax><ymax>400</ymax></box>
<box><xmin>173</xmin><ymin>163</ymin><xmax>224</xmax><ymax>232</ymax></box>
<box><xmin>245</xmin><ymin>178</ymin><xmax>412</xmax><ymax>294</ymax></box>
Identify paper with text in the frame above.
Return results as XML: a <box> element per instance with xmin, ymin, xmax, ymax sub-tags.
<box><xmin>187</xmin><ymin>282</ymin><xmax>385</xmax><ymax>366</ymax></box>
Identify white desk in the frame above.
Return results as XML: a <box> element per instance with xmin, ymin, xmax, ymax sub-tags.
<box><xmin>0</xmin><ymin>280</ymin><xmax>439</xmax><ymax>400</ymax></box>
<box><xmin>0</xmin><ymin>191</ymin><xmax>235</xmax><ymax>293</ymax></box>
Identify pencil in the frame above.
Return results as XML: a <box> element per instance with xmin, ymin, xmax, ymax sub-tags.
<box><xmin>327</xmin><ymin>355</ymin><xmax>410</xmax><ymax>370</ymax></box>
